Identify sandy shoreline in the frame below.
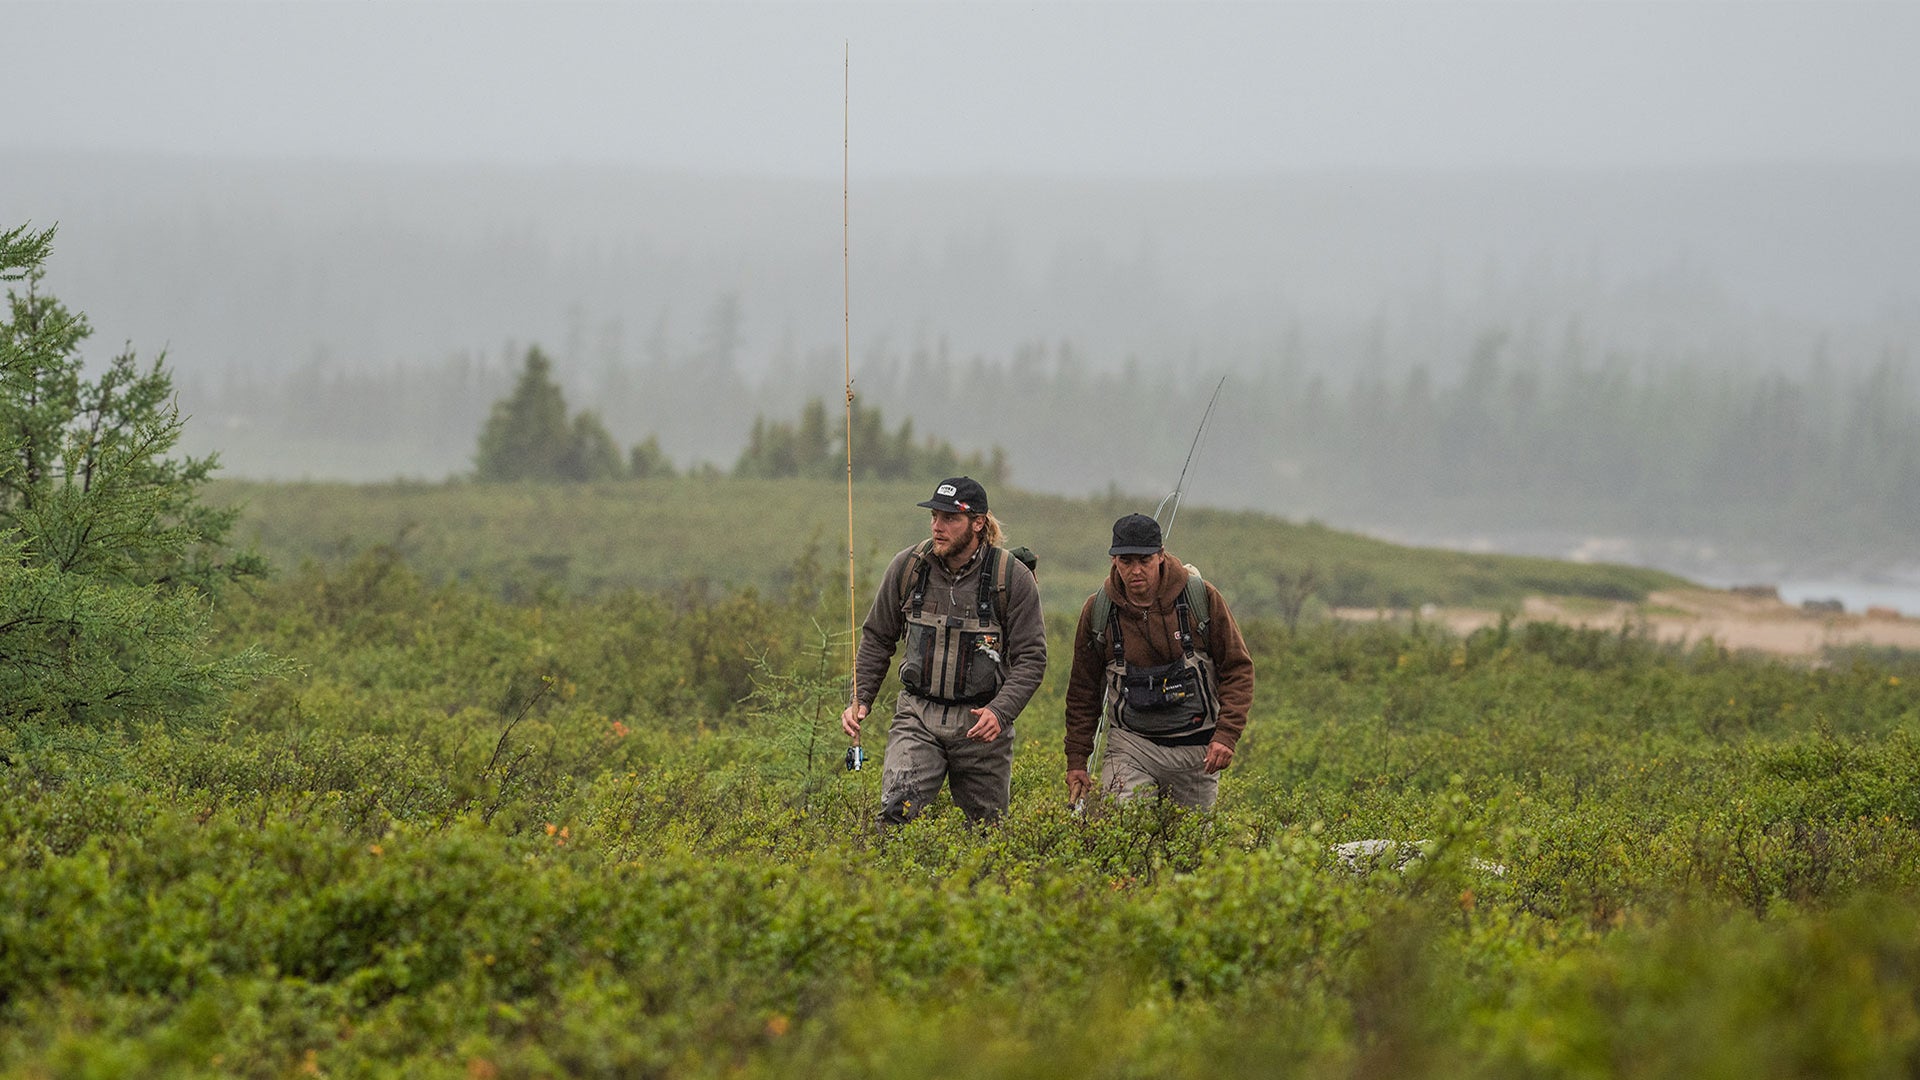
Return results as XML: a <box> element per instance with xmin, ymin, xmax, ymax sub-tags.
<box><xmin>1336</xmin><ymin>588</ymin><xmax>1920</xmax><ymax>659</ymax></box>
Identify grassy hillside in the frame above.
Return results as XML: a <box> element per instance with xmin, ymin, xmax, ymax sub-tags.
<box><xmin>212</xmin><ymin>478</ymin><xmax>1687</xmax><ymax>618</ymax></box>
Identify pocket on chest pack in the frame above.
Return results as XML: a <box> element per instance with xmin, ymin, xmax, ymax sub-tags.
<box><xmin>957</xmin><ymin>630</ymin><xmax>1004</xmax><ymax>700</ymax></box>
<box><xmin>901</xmin><ymin>621</ymin><xmax>1004</xmax><ymax>703</ymax></box>
<box><xmin>1115</xmin><ymin>658</ymin><xmax>1209</xmax><ymax>735</ymax></box>
<box><xmin>899</xmin><ymin>622</ymin><xmax>936</xmax><ymax>695</ymax></box>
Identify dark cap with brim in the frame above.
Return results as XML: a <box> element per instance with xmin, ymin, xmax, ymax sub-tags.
<box><xmin>1109</xmin><ymin>513</ymin><xmax>1164</xmax><ymax>556</ymax></box>
<box><xmin>917</xmin><ymin>476</ymin><xmax>989</xmax><ymax>515</ymax></box>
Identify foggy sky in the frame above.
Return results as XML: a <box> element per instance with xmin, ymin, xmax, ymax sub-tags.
<box><xmin>10</xmin><ymin>2</ymin><xmax>1919</xmax><ymax>176</ymax></box>
<box><xmin>8</xmin><ymin>1</ymin><xmax>1920</xmax><ymax>592</ymax></box>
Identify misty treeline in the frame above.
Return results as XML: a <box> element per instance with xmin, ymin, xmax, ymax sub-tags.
<box><xmin>859</xmin><ymin>334</ymin><xmax>1920</xmax><ymax>554</ymax></box>
<box><xmin>466</xmin><ymin>346</ymin><xmax>1005</xmax><ymax>485</ymax></box>
<box><xmin>176</xmin><ymin>324</ymin><xmax>1918</xmax><ymax>560</ymax></box>
<box><xmin>735</xmin><ymin>397</ymin><xmax>1007</xmax><ymax>485</ymax></box>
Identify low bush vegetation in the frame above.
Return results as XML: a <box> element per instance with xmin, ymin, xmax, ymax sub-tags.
<box><xmin>213</xmin><ymin>477</ymin><xmax>1688</xmax><ymax>620</ymax></box>
<box><xmin>5</xmin><ymin>544</ymin><xmax>1919</xmax><ymax>1077</ymax></box>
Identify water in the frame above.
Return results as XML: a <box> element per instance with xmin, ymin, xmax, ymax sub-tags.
<box><xmin>1368</xmin><ymin>524</ymin><xmax>1920</xmax><ymax>617</ymax></box>
<box><xmin>1772</xmin><ymin>579</ymin><xmax>1920</xmax><ymax>618</ymax></box>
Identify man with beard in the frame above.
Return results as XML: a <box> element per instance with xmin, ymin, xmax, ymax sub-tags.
<box><xmin>1063</xmin><ymin>513</ymin><xmax>1254</xmax><ymax>809</ymax></box>
<box><xmin>842</xmin><ymin>477</ymin><xmax>1047</xmax><ymax>825</ymax></box>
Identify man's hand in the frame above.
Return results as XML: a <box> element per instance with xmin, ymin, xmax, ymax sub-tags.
<box><xmin>1066</xmin><ymin>768</ymin><xmax>1093</xmax><ymax>803</ymax></box>
<box><xmin>966</xmin><ymin>706</ymin><xmax>1003</xmax><ymax>742</ymax></box>
<box><xmin>841</xmin><ymin>701</ymin><xmax>869</xmax><ymax>739</ymax></box>
<box><xmin>1203</xmin><ymin>741</ymin><xmax>1234</xmax><ymax>774</ymax></box>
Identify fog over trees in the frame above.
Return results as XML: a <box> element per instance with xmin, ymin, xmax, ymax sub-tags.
<box><xmin>6</xmin><ymin>150</ymin><xmax>1917</xmax><ymax>585</ymax></box>
<box><xmin>13</xmin><ymin>153</ymin><xmax>1916</xmax><ymax>382</ymax></box>
<box><xmin>6</xmin><ymin>2</ymin><xmax>1916</xmax><ymax>592</ymax></box>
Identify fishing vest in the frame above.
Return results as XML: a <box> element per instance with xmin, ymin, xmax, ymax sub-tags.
<box><xmin>895</xmin><ymin>541</ymin><xmax>1014</xmax><ymax>707</ymax></box>
<box><xmin>1097</xmin><ymin>573</ymin><xmax>1221</xmax><ymax>740</ymax></box>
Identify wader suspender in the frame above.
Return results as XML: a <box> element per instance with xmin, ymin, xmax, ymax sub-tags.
<box><xmin>1106</xmin><ymin>587</ymin><xmax>1199</xmax><ymax>667</ymax></box>
<box><xmin>907</xmin><ymin>544</ymin><xmax>1001</xmax><ymax>624</ymax></box>
<box><xmin>900</xmin><ymin>544</ymin><xmax>1006</xmax><ymax>707</ymax></box>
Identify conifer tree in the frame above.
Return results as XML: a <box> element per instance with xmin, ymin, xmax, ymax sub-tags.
<box><xmin>627</xmin><ymin>434</ymin><xmax>675</xmax><ymax>479</ymax></box>
<box><xmin>0</xmin><ymin>224</ymin><xmax>277</xmax><ymax>737</ymax></box>
<box><xmin>731</xmin><ymin>397</ymin><xmax>1008</xmax><ymax>484</ymax></box>
<box><xmin>475</xmin><ymin>348</ymin><xmax>627</xmax><ymax>482</ymax></box>
<box><xmin>475</xmin><ymin>348</ymin><xmax>572</xmax><ymax>481</ymax></box>
<box><xmin>560</xmin><ymin>410</ymin><xmax>624</xmax><ymax>482</ymax></box>
<box><xmin>793</xmin><ymin>398</ymin><xmax>831</xmax><ymax>479</ymax></box>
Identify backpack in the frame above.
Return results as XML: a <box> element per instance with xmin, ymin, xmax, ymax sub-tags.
<box><xmin>898</xmin><ymin>540</ymin><xmax>1036</xmax><ymax>627</ymax></box>
<box><xmin>1088</xmin><ymin>564</ymin><xmax>1210</xmax><ymax>650</ymax></box>
<box><xmin>1007</xmin><ymin>546</ymin><xmax>1038</xmax><ymax>580</ymax></box>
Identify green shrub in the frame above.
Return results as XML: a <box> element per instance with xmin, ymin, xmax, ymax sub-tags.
<box><xmin>8</xmin><ymin>545</ymin><xmax>1920</xmax><ymax>1076</ymax></box>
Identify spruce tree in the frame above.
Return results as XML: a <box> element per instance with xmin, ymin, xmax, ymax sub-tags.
<box><xmin>627</xmin><ymin>434</ymin><xmax>675</xmax><ymax>479</ymax></box>
<box><xmin>731</xmin><ymin>397</ymin><xmax>1008</xmax><ymax>484</ymax></box>
<box><xmin>475</xmin><ymin>348</ymin><xmax>572</xmax><ymax>481</ymax></box>
<box><xmin>0</xmin><ymin>224</ymin><xmax>277</xmax><ymax>738</ymax></box>
<box><xmin>474</xmin><ymin>348</ymin><xmax>627</xmax><ymax>482</ymax></box>
<box><xmin>560</xmin><ymin>410</ymin><xmax>623</xmax><ymax>482</ymax></box>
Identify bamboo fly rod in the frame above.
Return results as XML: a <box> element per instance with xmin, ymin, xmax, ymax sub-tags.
<box><xmin>842</xmin><ymin>44</ymin><xmax>863</xmax><ymax>766</ymax></box>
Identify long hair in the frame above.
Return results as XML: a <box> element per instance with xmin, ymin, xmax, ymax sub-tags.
<box><xmin>975</xmin><ymin>512</ymin><xmax>1004</xmax><ymax>549</ymax></box>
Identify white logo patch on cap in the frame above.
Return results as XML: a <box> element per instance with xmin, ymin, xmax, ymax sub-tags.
<box><xmin>937</xmin><ymin>484</ymin><xmax>957</xmax><ymax>497</ymax></box>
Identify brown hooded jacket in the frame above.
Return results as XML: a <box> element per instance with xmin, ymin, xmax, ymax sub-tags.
<box><xmin>1062</xmin><ymin>552</ymin><xmax>1255</xmax><ymax>772</ymax></box>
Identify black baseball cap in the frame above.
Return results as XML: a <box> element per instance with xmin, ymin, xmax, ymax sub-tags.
<box><xmin>1109</xmin><ymin>513</ymin><xmax>1164</xmax><ymax>556</ymax></box>
<box><xmin>917</xmin><ymin>477</ymin><xmax>989</xmax><ymax>514</ymax></box>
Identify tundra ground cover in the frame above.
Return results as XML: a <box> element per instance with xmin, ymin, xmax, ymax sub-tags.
<box><xmin>4</xmin><ymin>539</ymin><xmax>1919</xmax><ymax>1077</ymax></box>
<box><xmin>214</xmin><ymin>477</ymin><xmax>1686</xmax><ymax>618</ymax></box>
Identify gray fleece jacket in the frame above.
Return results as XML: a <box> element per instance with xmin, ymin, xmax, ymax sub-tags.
<box><xmin>852</xmin><ymin>542</ymin><xmax>1048</xmax><ymax>724</ymax></box>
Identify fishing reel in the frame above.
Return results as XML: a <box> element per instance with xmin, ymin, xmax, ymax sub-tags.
<box><xmin>843</xmin><ymin>745</ymin><xmax>867</xmax><ymax>772</ymax></box>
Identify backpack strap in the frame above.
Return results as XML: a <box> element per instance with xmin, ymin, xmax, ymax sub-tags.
<box><xmin>1089</xmin><ymin>590</ymin><xmax>1113</xmax><ymax>651</ymax></box>
<box><xmin>1170</xmin><ymin>585</ymin><xmax>1199</xmax><ymax>660</ymax></box>
<box><xmin>981</xmin><ymin>544</ymin><xmax>1029</xmax><ymax>628</ymax></box>
<box><xmin>1088</xmin><ymin>565</ymin><xmax>1210</xmax><ymax>651</ymax></box>
<box><xmin>1183</xmin><ymin>567</ymin><xmax>1210</xmax><ymax>641</ymax></box>
<box><xmin>974</xmin><ymin>544</ymin><xmax>1002</xmax><ymax>623</ymax></box>
<box><xmin>903</xmin><ymin>540</ymin><xmax>1016</xmax><ymax>626</ymax></box>
<box><xmin>902</xmin><ymin>538</ymin><xmax>937</xmax><ymax>618</ymax></box>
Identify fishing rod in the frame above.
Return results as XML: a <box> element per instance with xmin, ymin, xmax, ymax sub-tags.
<box><xmin>1081</xmin><ymin>373</ymin><xmax>1228</xmax><ymax>802</ymax></box>
<box><xmin>1153</xmin><ymin>373</ymin><xmax>1228</xmax><ymax>544</ymax></box>
<box><xmin>841</xmin><ymin>44</ymin><xmax>867</xmax><ymax>772</ymax></box>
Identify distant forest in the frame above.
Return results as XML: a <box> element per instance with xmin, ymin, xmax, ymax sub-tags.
<box><xmin>19</xmin><ymin>151</ymin><xmax>1916</xmax><ymax>571</ymax></box>
<box><xmin>176</xmin><ymin>325</ymin><xmax>1918</xmax><ymax>568</ymax></box>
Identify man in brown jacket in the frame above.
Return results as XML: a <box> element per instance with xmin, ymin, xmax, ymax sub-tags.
<box><xmin>1064</xmin><ymin>513</ymin><xmax>1254</xmax><ymax>809</ymax></box>
<box><xmin>841</xmin><ymin>477</ymin><xmax>1048</xmax><ymax>825</ymax></box>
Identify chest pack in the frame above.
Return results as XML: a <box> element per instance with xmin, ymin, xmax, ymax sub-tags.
<box><xmin>895</xmin><ymin>541</ymin><xmax>1028</xmax><ymax>706</ymax></box>
<box><xmin>1094</xmin><ymin>568</ymin><xmax>1220</xmax><ymax>739</ymax></box>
